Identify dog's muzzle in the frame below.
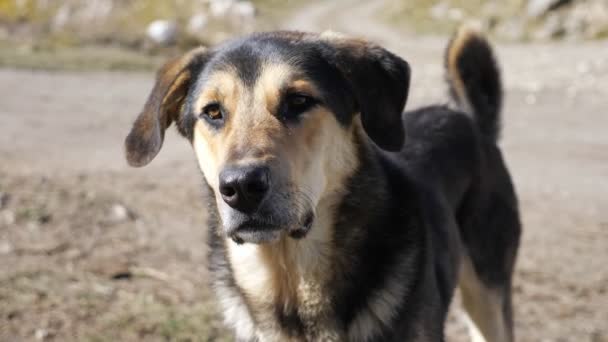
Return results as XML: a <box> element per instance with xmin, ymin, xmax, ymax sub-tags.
<box><xmin>217</xmin><ymin>164</ymin><xmax>315</xmax><ymax>244</ymax></box>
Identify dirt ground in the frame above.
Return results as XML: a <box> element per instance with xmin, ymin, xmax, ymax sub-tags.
<box><xmin>1</xmin><ymin>1</ymin><xmax>607</xmax><ymax>341</ymax></box>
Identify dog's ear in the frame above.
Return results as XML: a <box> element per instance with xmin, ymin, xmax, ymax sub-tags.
<box><xmin>125</xmin><ymin>47</ymin><xmax>209</xmax><ymax>167</ymax></box>
<box><xmin>320</xmin><ymin>33</ymin><xmax>410</xmax><ymax>151</ymax></box>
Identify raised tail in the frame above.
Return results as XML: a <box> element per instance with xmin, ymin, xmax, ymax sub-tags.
<box><xmin>446</xmin><ymin>26</ymin><xmax>503</xmax><ymax>142</ymax></box>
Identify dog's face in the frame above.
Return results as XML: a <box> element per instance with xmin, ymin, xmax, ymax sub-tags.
<box><xmin>125</xmin><ymin>32</ymin><xmax>410</xmax><ymax>244</ymax></box>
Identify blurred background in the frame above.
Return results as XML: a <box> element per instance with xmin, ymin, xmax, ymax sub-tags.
<box><xmin>0</xmin><ymin>0</ymin><xmax>607</xmax><ymax>341</ymax></box>
<box><xmin>1</xmin><ymin>0</ymin><xmax>608</xmax><ymax>69</ymax></box>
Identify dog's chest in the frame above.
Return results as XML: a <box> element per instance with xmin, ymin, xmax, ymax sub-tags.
<box><xmin>223</xmin><ymin>236</ymin><xmax>341</xmax><ymax>341</ymax></box>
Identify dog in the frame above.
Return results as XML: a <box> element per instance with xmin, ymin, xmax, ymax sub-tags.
<box><xmin>124</xmin><ymin>27</ymin><xmax>521</xmax><ymax>341</ymax></box>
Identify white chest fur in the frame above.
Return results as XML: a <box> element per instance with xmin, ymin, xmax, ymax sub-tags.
<box><xmin>224</xmin><ymin>210</ymin><xmax>342</xmax><ymax>341</ymax></box>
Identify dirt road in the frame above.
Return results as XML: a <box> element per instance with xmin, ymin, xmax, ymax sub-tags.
<box><xmin>1</xmin><ymin>0</ymin><xmax>607</xmax><ymax>340</ymax></box>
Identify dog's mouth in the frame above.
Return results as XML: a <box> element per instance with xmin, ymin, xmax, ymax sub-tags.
<box><xmin>227</xmin><ymin>212</ymin><xmax>315</xmax><ymax>245</ymax></box>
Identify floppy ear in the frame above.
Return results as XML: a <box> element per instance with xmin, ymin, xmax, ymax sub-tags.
<box><xmin>321</xmin><ymin>33</ymin><xmax>410</xmax><ymax>151</ymax></box>
<box><xmin>125</xmin><ymin>47</ymin><xmax>209</xmax><ymax>167</ymax></box>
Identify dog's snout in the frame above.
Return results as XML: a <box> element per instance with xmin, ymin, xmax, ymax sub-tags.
<box><xmin>219</xmin><ymin>165</ymin><xmax>270</xmax><ymax>212</ymax></box>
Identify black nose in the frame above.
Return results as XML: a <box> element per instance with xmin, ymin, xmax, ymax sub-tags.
<box><xmin>219</xmin><ymin>165</ymin><xmax>270</xmax><ymax>212</ymax></box>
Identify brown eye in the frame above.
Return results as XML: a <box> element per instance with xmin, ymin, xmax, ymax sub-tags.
<box><xmin>282</xmin><ymin>93</ymin><xmax>317</xmax><ymax>121</ymax></box>
<box><xmin>201</xmin><ymin>103</ymin><xmax>223</xmax><ymax>120</ymax></box>
<box><xmin>289</xmin><ymin>95</ymin><xmax>309</xmax><ymax>106</ymax></box>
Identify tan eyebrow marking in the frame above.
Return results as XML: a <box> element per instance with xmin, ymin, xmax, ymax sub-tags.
<box><xmin>195</xmin><ymin>70</ymin><xmax>241</xmax><ymax>115</ymax></box>
<box><xmin>286</xmin><ymin>79</ymin><xmax>322</xmax><ymax>98</ymax></box>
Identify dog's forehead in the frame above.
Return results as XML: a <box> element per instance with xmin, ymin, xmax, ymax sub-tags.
<box><xmin>188</xmin><ymin>32</ymin><xmax>357</xmax><ymax>125</ymax></box>
<box><xmin>202</xmin><ymin>33</ymin><xmax>330</xmax><ymax>87</ymax></box>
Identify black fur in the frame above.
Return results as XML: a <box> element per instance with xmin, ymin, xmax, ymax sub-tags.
<box><xmin>446</xmin><ymin>32</ymin><xmax>503</xmax><ymax>141</ymax></box>
<box><xmin>318</xmin><ymin>39</ymin><xmax>410</xmax><ymax>151</ymax></box>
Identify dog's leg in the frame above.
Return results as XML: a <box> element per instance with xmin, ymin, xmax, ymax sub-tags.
<box><xmin>458</xmin><ymin>253</ymin><xmax>513</xmax><ymax>342</ymax></box>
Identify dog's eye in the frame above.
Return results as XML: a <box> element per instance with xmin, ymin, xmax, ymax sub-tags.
<box><xmin>281</xmin><ymin>93</ymin><xmax>316</xmax><ymax>119</ymax></box>
<box><xmin>200</xmin><ymin>103</ymin><xmax>223</xmax><ymax>121</ymax></box>
<box><xmin>288</xmin><ymin>95</ymin><xmax>310</xmax><ymax>107</ymax></box>
<box><xmin>287</xmin><ymin>94</ymin><xmax>315</xmax><ymax>110</ymax></box>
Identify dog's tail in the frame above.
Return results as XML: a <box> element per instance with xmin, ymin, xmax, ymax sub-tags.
<box><xmin>446</xmin><ymin>26</ymin><xmax>502</xmax><ymax>142</ymax></box>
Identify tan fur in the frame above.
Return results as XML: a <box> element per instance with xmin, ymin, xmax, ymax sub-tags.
<box><xmin>192</xmin><ymin>61</ymin><xmax>360</xmax><ymax>339</ymax></box>
<box><xmin>446</xmin><ymin>26</ymin><xmax>479</xmax><ymax>115</ymax></box>
<box><xmin>126</xmin><ymin>47</ymin><xmax>207</xmax><ymax>167</ymax></box>
<box><xmin>318</xmin><ymin>30</ymin><xmax>375</xmax><ymax>61</ymax></box>
<box><xmin>459</xmin><ymin>253</ymin><xmax>512</xmax><ymax>342</ymax></box>
<box><xmin>195</xmin><ymin>70</ymin><xmax>240</xmax><ymax>117</ymax></box>
<box><xmin>193</xmin><ymin>70</ymin><xmax>243</xmax><ymax>190</ymax></box>
<box><xmin>258</xmin><ymin>63</ymin><xmax>292</xmax><ymax>114</ymax></box>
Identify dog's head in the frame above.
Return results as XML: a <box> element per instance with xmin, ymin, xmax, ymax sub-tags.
<box><xmin>125</xmin><ymin>31</ymin><xmax>410</xmax><ymax>244</ymax></box>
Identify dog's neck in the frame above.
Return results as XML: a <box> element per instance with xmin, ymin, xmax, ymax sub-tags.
<box><xmin>223</xmin><ymin>133</ymin><xmax>389</xmax><ymax>340</ymax></box>
<box><xmin>224</xmin><ymin>179</ymin><xmax>356</xmax><ymax>338</ymax></box>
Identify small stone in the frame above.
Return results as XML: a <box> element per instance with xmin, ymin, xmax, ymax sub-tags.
<box><xmin>430</xmin><ymin>2</ymin><xmax>449</xmax><ymax>20</ymax></box>
<box><xmin>146</xmin><ymin>20</ymin><xmax>178</xmax><ymax>46</ymax></box>
<box><xmin>109</xmin><ymin>204</ymin><xmax>134</xmax><ymax>223</ymax></box>
<box><xmin>92</xmin><ymin>283</ymin><xmax>114</xmax><ymax>296</ymax></box>
<box><xmin>187</xmin><ymin>13</ymin><xmax>209</xmax><ymax>36</ymax></box>
<box><xmin>34</xmin><ymin>328</ymin><xmax>48</xmax><ymax>341</ymax></box>
<box><xmin>52</xmin><ymin>4</ymin><xmax>71</xmax><ymax>30</ymax></box>
<box><xmin>209</xmin><ymin>0</ymin><xmax>235</xmax><ymax>17</ymax></box>
<box><xmin>232</xmin><ymin>1</ymin><xmax>256</xmax><ymax>19</ymax></box>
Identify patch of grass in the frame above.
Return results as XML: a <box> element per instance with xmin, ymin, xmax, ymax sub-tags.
<box><xmin>15</xmin><ymin>204</ymin><xmax>51</xmax><ymax>223</ymax></box>
<box><xmin>94</xmin><ymin>297</ymin><xmax>231</xmax><ymax>342</ymax></box>
<box><xmin>0</xmin><ymin>0</ymin><xmax>307</xmax><ymax>71</ymax></box>
<box><xmin>380</xmin><ymin>0</ymin><xmax>524</xmax><ymax>36</ymax></box>
<box><xmin>0</xmin><ymin>0</ymin><xmax>59</xmax><ymax>24</ymax></box>
<box><xmin>0</xmin><ymin>42</ymin><xmax>162</xmax><ymax>71</ymax></box>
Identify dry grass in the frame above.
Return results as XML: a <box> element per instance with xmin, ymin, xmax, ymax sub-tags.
<box><xmin>0</xmin><ymin>172</ymin><xmax>232</xmax><ymax>341</ymax></box>
<box><xmin>0</xmin><ymin>0</ymin><xmax>302</xmax><ymax>71</ymax></box>
<box><xmin>381</xmin><ymin>0</ymin><xmax>524</xmax><ymax>35</ymax></box>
